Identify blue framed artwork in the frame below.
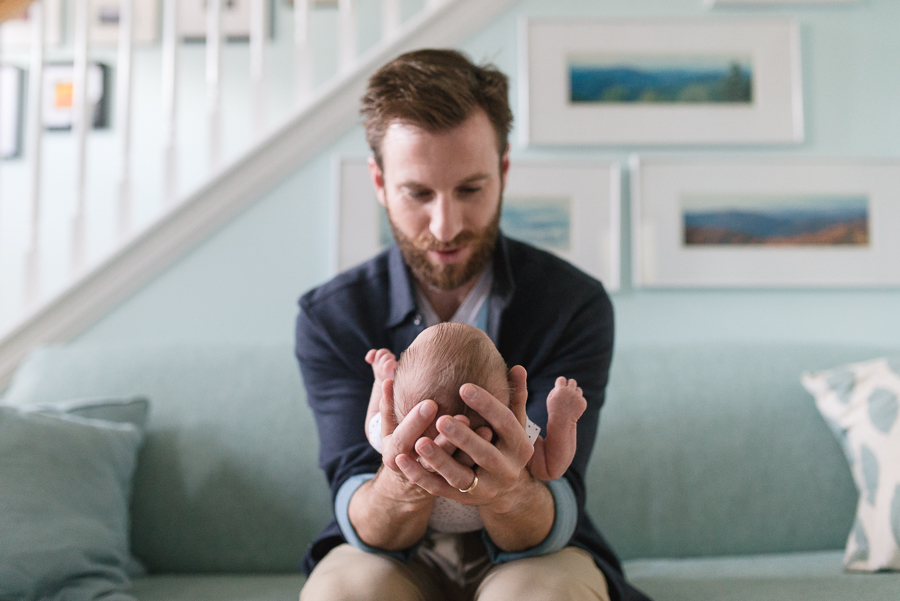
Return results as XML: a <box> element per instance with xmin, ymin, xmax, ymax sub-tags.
<box><xmin>520</xmin><ymin>18</ymin><xmax>803</xmax><ymax>146</ymax></box>
<box><xmin>631</xmin><ymin>156</ymin><xmax>900</xmax><ymax>288</ymax></box>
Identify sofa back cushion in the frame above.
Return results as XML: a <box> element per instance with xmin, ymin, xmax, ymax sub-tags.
<box><xmin>2</xmin><ymin>343</ymin><xmax>331</xmax><ymax>574</ymax></box>
<box><xmin>7</xmin><ymin>342</ymin><xmax>899</xmax><ymax>568</ymax></box>
<box><xmin>589</xmin><ymin>343</ymin><xmax>900</xmax><ymax>561</ymax></box>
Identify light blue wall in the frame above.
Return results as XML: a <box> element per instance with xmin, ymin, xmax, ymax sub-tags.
<box><xmin>78</xmin><ymin>0</ymin><xmax>900</xmax><ymax>350</ymax></box>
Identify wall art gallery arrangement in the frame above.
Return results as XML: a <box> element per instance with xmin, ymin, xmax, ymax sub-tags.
<box><xmin>335</xmin><ymin>6</ymin><xmax>896</xmax><ymax>291</ymax></box>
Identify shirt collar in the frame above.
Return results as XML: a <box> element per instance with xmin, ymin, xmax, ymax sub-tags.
<box><xmin>385</xmin><ymin>234</ymin><xmax>516</xmax><ymax>329</ymax></box>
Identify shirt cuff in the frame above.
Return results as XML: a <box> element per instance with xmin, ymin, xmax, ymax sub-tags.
<box><xmin>334</xmin><ymin>473</ymin><xmax>422</xmax><ymax>563</ymax></box>
<box><xmin>481</xmin><ymin>477</ymin><xmax>578</xmax><ymax>564</ymax></box>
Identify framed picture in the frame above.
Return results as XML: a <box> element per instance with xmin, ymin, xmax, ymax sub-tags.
<box><xmin>334</xmin><ymin>158</ymin><xmax>621</xmax><ymax>291</ymax></box>
<box><xmin>1</xmin><ymin>66</ymin><xmax>24</xmax><ymax>159</ymax></box>
<box><xmin>519</xmin><ymin>18</ymin><xmax>804</xmax><ymax>146</ymax></box>
<box><xmin>630</xmin><ymin>156</ymin><xmax>900</xmax><ymax>288</ymax></box>
<box><xmin>179</xmin><ymin>0</ymin><xmax>272</xmax><ymax>42</ymax></box>
<box><xmin>42</xmin><ymin>63</ymin><xmax>110</xmax><ymax>130</ymax></box>
<box><xmin>89</xmin><ymin>0</ymin><xmax>159</xmax><ymax>45</ymax></box>
<box><xmin>0</xmin><ymin>0</ymin><xmax>62</xmax><ymax>49</ymax></box>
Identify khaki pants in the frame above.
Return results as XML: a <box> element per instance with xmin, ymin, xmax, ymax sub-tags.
<box><xmin>299</xmin><ymin>532</ymin><xmax>610</xmax><ymax>601</ymax></box>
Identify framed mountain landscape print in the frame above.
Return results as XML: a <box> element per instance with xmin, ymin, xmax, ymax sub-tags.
<box><xmin>334</xmin><ymin>158</ymin><xmax>621</xmax><ymax>291</ymax></box>
<box><xmin>520</xmin><ymin>18</ymin><xmax>804</xmax><ymax>145</ymax></box>
<box><xmin>630</xmin><ymin>156</ymin><xmax>900</xmax><ymax>288</ymax></box>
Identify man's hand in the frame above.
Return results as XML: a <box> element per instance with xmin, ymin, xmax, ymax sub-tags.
<box><xmin>392</xmin><ymin>366</ymin><xmax>557</xmax><ymax>551</ymax></box>
<box><xmin>347</xmin><ymin>378</ymin><xmax>436</xmax><ymax>551</ymax></box>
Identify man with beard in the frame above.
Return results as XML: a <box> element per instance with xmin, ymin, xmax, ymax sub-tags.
<box><xmin>295</xmin><ymin>50</ymin><xmax>649</xmax><ymax>601</ymax></box>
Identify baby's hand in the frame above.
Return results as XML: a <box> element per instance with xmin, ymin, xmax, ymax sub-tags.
<box><xmin>546</xmin><ymin>377</ymin><xmax>586</xmax><ymax>425</ymax></box>
<box><xmin>366</xmin><ymin>348</ymin><xmax>397</xmax><ymax>383</ymax></box>
<box><xmin>530</xmin><ymin>377</ymin><xmax>586</xmax><ymax>481</ymax></box>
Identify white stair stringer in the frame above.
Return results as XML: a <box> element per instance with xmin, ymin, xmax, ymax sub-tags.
<box><xmin>0</xmin><ymin>0</ymin><xmax>522</xmax><ymax>388</ymax></box>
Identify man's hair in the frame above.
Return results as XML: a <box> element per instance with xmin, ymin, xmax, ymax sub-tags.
<box><xmin>393</xmin><ymin>323</ymin><xmax>509</xmax><ymax>425</ymax></box>
<box><xmin>360</xmin><ymin>49</ymin><xmax>513</xmax><ymax>169</ymax></box>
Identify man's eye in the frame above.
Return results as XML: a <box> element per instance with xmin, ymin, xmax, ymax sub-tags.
<box><xmin>459</xmin><ymin>187</ymin><xmax>481</xmax><ymax>195</ymax></box>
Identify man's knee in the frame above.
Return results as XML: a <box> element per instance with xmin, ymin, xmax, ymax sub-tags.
<box><xmin>475</xmin><ymin>548</ymin><xmax>610</xmax><ymax>601</ymax></box>
<box><xmin>300</xmin><ymin>544</ymin><xmax>438</xmax><ymax>601</ymax></box>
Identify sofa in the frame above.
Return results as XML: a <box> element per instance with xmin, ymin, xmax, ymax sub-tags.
<box><xmin>2</xmin><ymin>341</ymin><xmax>898</xmax><ymax>600</ymax></box>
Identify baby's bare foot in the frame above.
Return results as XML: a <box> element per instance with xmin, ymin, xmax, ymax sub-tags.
<box><xmin>365</xmin><ymin>348</ymin><xmax>397</xmax><ymax>383</ymax></box>
<box><xmin>546</xmin><ymin>377</ymin><xmax>586</xmax><ymax>423</ymax></box>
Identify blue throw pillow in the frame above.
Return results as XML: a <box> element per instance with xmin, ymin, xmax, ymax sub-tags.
<box><xmin>0</xmin><ymin>398</ymin><xmax>148</xmax><ymax>601</ymax></box>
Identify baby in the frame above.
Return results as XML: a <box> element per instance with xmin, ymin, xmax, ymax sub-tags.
<box><xmin>365</xmin><ymin>322</ymin><xmax>587</xmax><ymax>485</ymax></box>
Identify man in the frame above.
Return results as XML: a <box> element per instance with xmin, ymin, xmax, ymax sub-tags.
<box><xmin>295</xmin><ymin>49</ymin><xmax>649</xmax><ymax>601</ymax></box>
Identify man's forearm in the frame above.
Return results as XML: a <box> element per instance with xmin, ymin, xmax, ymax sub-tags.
<box><xmin>348</xmin><ymin>466</ymin><xmax>435</xmax><ymax>551</ymax></box>
<box><xmin>478</xmin><ymin>470</ymin><xmax>555</xmax><ymax>551</ymax></box>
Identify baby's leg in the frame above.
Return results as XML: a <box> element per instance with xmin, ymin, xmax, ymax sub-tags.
<box><xmin>530</xmin><ymin>377</ymin><xmax>586</xmax><ymax>481</ymax></box>
<box><xmin>365</xmin><ymin>349</ymin><xmax>397</xmax><ymax>446</ymax></box>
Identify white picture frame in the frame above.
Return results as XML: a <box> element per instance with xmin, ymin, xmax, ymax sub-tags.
<box><xmin>42</xmin><ymin>63</ymin><xmax>110</xmax><ymax>130</ymax></box>
<box><xmin>333</xmin><ymin>158</ymin><xmax>622</xmax><ymax>291</ymax></box>
<box><xmin>630</xmin><ymin>156</ymin><xmax>900</xmax><ymax>288</ymax></box>
<box><xmin>1</xmin><ymin>66</ymin><xmax>24</xmax><ymax>159</ymax></box>
<box><xmin>179</xmin><ymin>0</ymin><xmax>271</xmax><ymax>41</ymax></box>
<box><xmin>89</xmin><ymin>0</ymin><xmax>159</xmax><ymax>45</ymax></box>
<box><xmin>0</xmin><ymin>0</ymin><xmax>62</xmax><ymax>49</ymax></box>
<box><xmin>709</xmin><ymin>0</ymin><xmax>859</xmax><ymax>6</ymax></box>
<box><xmin>520</xmin><ymin>17</ymin><xmax>804</xmax><ymax>146</ymax></box>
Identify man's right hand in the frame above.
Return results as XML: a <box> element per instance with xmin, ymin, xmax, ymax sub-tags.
<box><xmin>347</xmin><ymin>379</ymin><xmax>438</xmax><ymax>551</ymax></box>
<box><xmin>379</xmin><ymin>378</ymin><xmax>438</xmax><ymax>474</ymax></box>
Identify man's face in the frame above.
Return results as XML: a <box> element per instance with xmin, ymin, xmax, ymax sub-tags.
<box><xmin>368</xmin><ymin>110</ymin><xmax>509</xmax><ymax>291</ymax></box>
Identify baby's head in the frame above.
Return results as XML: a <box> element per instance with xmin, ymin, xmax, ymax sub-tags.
<box><xmin>393</xmin><ymin>323</ymin><xmax>509</xmax><ymax>435</ymax></box>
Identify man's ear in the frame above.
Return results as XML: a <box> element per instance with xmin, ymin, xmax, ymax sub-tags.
<box><xmin>499</xmin><ymin>144</ymin><xmax>511</xmax><ymax>192</ymax></box>
<box><xmin>368</xmin><ymin>156</ymin><xmax>387</xmax><ymax>208</ymax></box>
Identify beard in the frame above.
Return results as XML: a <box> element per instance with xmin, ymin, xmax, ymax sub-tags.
<box><xmin>387</xmin><ymin>200</ymin><xmax>501</xmax><ymax>291</ymax></box>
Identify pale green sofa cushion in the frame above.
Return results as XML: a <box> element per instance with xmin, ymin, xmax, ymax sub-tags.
<box><xmin>1</xmin><ymin>343</ymin><xmax>331</xmax><ymax>574</ymax></box>
<box><xmin>131</xmin><ymin>574</ymin><xmax>306</xmax><ymax>601</ymax></box>
<box><xmin>626</xmin><ymin>551</ymin><xmax>899</xmax><ymax>601</ymax></box>
<box><xmin>591</xmin><ymin>344</ymin><xmax>900</xmax><ymax>561</ymax></box>
<box><xmin>0</xmin><ymin>403</ymin><xmax>144</xmax><ymax>601</ymax></box>
<box><xmin>802</xmin><ymin>356</ymin><xmax>900</xmax><ymax>571</ymax></box>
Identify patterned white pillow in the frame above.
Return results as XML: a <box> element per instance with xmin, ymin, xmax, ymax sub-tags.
<box><xmin>802</xmin><ymin>357</ymin><xmax>900</xmax><ymax>572</ymax></box>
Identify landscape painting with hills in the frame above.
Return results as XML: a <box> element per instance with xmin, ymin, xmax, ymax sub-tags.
<box><xmin>569</xmin><ymin>55</ymin><xmax>753</xmax><ymax>104</ymax></box>
<box><xmin>682</xmin><ymin>195</ymin><xmax>870</xmax><ymax>246</ymax></box>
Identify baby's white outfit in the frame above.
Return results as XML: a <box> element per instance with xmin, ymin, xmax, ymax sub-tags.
<box><xmin>368</xmin><ymin>412</ymin><xmax>542</xmax><ymax>532</ymax></box>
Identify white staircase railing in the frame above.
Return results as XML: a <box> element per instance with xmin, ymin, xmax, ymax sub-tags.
<box><xmin>0</xmin><ymin>0</ymin><xmax>439</xmax><ymax>338</ymax></box>
<box><xmin>0</xmin><ymin>0</ymin><xmax>521</xmax><ymax>387</ymax></box>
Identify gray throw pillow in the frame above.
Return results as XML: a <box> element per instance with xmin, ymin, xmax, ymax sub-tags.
<box><xmin>0</xmin><ymin>398</ymin><xmax>147</xmax><ymax>601</ymax></box>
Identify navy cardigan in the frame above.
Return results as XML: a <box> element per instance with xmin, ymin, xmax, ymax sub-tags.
<box><xmin>295</xmin><ymin>236</ymin><xmax>650</xmax><ymax>601</ymax></box>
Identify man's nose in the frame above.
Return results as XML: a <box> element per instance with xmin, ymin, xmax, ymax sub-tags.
<box><xmin>429</xmin><ymin>195</ymin><xmax>463</xmax><ymax>242</ymax></box>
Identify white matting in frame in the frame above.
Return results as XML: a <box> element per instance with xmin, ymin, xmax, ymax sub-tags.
<box><xmin>520</xmin><ymin>18</ymin><xmax>804</xmax><ymax>146</ymax></box>
<box><xmin>179</xmin><ymin>0</ymin><xmax>271</xmax><ymax>41</ymax></box>
<box><xmin>630</xmin><ymin>156</ymin><xmax>900</xmax><ymax>288</ymax></box>
<box><xmin>90</xmin><ymin>0</ymin><xmax>159</xmax><ymax>45</ymax></box>
<box><xmin>0</xmin><ymin>0</ymin><xmax>62</xmax><ymax>49</ymax></box>
<box><xmin>333</xmin><ymin>158</ymin><xmax>621</xmax><ymax>291</ymax></box>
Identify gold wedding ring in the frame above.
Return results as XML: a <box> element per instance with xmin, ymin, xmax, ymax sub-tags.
<box><xmin>458</xmin><ymin>474</ymin><xmax>479</xmax><ymax>494</ymax></box>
